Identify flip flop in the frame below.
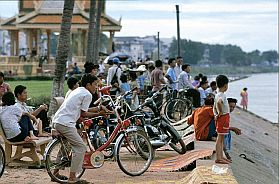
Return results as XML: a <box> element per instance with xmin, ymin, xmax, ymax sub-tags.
<box><xmin>215</xmin><ymin>159</ymin><xmax>230</xmax><ymax>164</ymax></box>
<box><xmin>51</xmin><ymin>174</ymin><xmax>68</xmax><ymax>181</ymax></box>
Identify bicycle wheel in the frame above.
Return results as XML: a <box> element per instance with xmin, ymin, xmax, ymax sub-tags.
<box><xmin>92</xmin><ymin>127</ymin><xmax>114</xmax><ymax>159</ymax></box>
<box><xmin>45</xmin><ymin>139</ymin><xmax>85</xmax><ymax>183</ymax></box>
<box><xmin>164</xmin><ymin>98</ymin><xmax>189</xmax><ymax>123</ymax></box>
<box><xmin>116</xmin><ymin>130</ymin><xmax>153</xmax><ymax>176</ymax></box>
<box><xmin>0</xmin><ymin>145</ymin><xmax>5</xmax><ymax>177</ymax></box>
<box><xmin>160</xmin><ymin>118</ymin><xmax>187</xmax><ymax>154</ymax></box>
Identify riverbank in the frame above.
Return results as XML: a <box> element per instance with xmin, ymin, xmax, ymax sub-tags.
<box><xmin>229</xmin><ymin>107</ymin><xmax>278</xmax><ymax>184</ymax></box>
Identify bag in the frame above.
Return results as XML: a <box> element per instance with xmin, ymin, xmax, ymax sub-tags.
<box><xmin>110</xmin><ymin>67</ymin><xmax>119</xmax><ymax>85</ymax></box>
<box><xmin>165</xmin><ymin>74</ymin><xmax>174</xmax><ymax>84</ymax></box>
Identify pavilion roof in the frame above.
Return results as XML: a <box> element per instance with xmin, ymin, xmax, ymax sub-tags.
<box><xmin>0</xmin><ymin>1</ymin><xmax>121</xmax><ymax>32</ymax></box>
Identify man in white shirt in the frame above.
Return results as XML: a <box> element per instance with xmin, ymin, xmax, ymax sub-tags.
<box><xmin>52</xmin><ymin>74</ymin><xmax>104</xmax><ymax>183</ymax></box>
<box><xmin>107</xmin><ymin>57</ymin><xmax>122</xmax><ymax>86</ymax></box>
<box><xmin>174</xmin><ymin>56</ymin><xmax>183</xmax><ymax>79</ymax></box>
<box><xmin>198</xmin><ymin>80</ymin><xmax>209</xmax><ymax>106</ymax></box>
<box><xmin>99</xmin><ymin>59</ymin><xmax>106</xmax><ymax>74</ymax></box>
<box><xmin>178</xmin><ymin>64</ymin><xmax>200</xmax><ymax>108</ymax></box>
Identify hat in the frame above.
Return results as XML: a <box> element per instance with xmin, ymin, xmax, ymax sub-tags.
<box><xmin>136</xmin><ymin>65</ymin><xmax>147</xmax><ymax>72</ymax></box>
<box><xmin>113</xmin><ymin>57</ymin><xmax>120</xmax><ymax>64</ymax></box>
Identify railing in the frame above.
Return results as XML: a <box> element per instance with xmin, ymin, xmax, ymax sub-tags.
<box><xmin>0</xmin><ymin>56</ymin><xmax>86</xmax><ymax>76</ymax></box>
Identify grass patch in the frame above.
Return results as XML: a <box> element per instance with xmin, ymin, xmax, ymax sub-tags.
<box><xmin>7</xmin><ymin>80</ymin><xmax>67</xmax><ymax>98</ymax></box>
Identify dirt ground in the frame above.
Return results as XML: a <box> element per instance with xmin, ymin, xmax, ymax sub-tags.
<box><xmin>1</xmin><ymin>107</ymin><xmax>278</xmax><ymax>184</ymax></box>
<box><xmin>1</xmin><ymin>151</ymin><xmax>189</xmax><ymax>184</ymax></box>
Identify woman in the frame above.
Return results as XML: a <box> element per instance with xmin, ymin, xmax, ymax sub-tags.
<box><xmin>0</xmin><ymin>72</ymin><xmax>12</xmax><ymax>104</ymax></box>
<box><xmin>240</xmin><ymin>87</ymin><xmax>248</xmax><ymax>110</ymax></box>
<box><xmin>0</xmin><ymin>92</ymin><xmax>38</xmax><ymax>142</ymax></box>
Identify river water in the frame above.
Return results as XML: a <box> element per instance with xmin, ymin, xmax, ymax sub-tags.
<box><xmin>225</xmin><ymin>73</ymin><xmax>278</xmax><ymax>123</ymax></box>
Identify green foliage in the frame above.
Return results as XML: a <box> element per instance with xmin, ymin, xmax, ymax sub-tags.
<box><xmin>169</xmin><ymin>39</ymin><xmax>278</xmax><ymax>66</ymax></box>
<box><xmin>5</xmin><ymin>75</ymin><xmax>54</xmax><ymax>81</ymax></box>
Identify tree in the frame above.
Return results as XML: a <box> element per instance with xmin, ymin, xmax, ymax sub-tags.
<box><xmin>261</xmin><ymin>50</ymin><xmax>278</xmax><ymax>63</ymax></box>
<box><xmin>48</xmin><ymin>0</ymin><xmax>75</xmax><ymax>117</ymax></box>
<box><xmin>86</xmin><ymin>0</ymin><xmax>97</xmax><ymax>63</ymax></box>
<box><xmin>92</xmin><ymin>0</ymin><xmax>103</xmax><ymax>64</ymax></box>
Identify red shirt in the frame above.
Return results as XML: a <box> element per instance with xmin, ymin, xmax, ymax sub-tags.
<box><xmin>188</xmin><ymin>106</ymin><xmax>214</xmax><ymax>140</ymax></box>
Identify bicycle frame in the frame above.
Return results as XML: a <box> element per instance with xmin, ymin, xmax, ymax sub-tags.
<box><xmin>82</xmin><ymin>94</ymin><xmax>143</xmax><ymax>169</ymax></box>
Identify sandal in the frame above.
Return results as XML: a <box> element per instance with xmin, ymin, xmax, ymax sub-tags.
<box><xmin>215</xmin><ymin>159</ymin><xmax>230</xmax><ymax>164</ymax></box>
<box><xmin>51</xmin><ymin>174</ymin><xmax>68</xmax><ymax>181</ymax></box>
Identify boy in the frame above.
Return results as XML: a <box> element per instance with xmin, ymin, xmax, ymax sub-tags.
<box><xmin>213</xmin><ymin>75</ymin><xmax>231</xmax><ymax>164</ymax></box>
<box><xmin>52</xmin><ymin>74</ymin><xmax>107</xmax><ymax>183</ymax></box>
<box><xmin>65</xmin><ymin>77</ymin><xmax>79</xmax><ymax>99</ymax></box>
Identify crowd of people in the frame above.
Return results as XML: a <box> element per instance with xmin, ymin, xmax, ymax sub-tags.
<box><xmin>0</xmin><ymin>56</ymin><xmax>245</xmax><ymax>183</ymax></box>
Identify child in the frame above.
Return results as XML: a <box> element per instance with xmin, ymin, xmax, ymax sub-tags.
<box><xmin>240</xmin><ymin>87</ymin><xmax>248</xmax><ymax>110</ymax></box>
<box><xmin>213</xmin><ymin>75</ymin><xmax>231</xmax><ymax>164</ymax></box>
<box><xmin>120</xmin><ymin>74</ymin><xmax>131</xmax><ymax>104</ymax></box>
<box><xmin>129</xmin><ymin>72</ymin><xmax>140</xmax><ymax>110</ymax></box>
<box><xmin>65</xmin><ymin>77</ymin><xmax>79</xmax><ymax>99</ymax></box>
<box><xmin>0</xmin><ymin>92</ymin><xmax>39</xmax><ymax>142</ymax></box>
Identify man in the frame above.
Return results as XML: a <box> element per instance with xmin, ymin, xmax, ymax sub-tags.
<box><xmin>150</xmin><ymin>60</ymin><xmax>166</xmax><ymax>108</ymax></box>
<box><xmin>52</xmin><ymin>74</ymin><xmax>106</xmax><ymax>183</ymax></box>
<box><xmin>187</xmin><ymin>96</ymin><xmax>241</xmax><ymax>160</ymax></box>
<box><xmin>150</xmin><ymin>59</ymin><xmax>166</xmax><ymax>92</ymax></box>
<box><xmin>84</xmin><ymin>62</ymin><xmax>99</xmax><ymax>76</ymax></box>
<box><xmin>166</xmin><ymin>58</ymin><xmax>177</xmax><ymax>90</ymax></box>
<box><xmin>14</xmin><ymin>85</ymin><xmax>49</xmax><ymax>136</ymax></box>
<box><xmin>174</xmin><ymin>56</ymin><xmax>183</xmax><ymax>79</ymax></box>
<box><xmin>198</xmin><ymin>80</ymin><xmax>209</xmax><ymax>106</ymax></box>
<box><xmin>178</xmin><ymin>64</ymin><xmax>200</xmax><ymax>108</ymax></box>
<box><xmin>107</xmin><ymin>57</ymin><xmax>122</xmax><ymax>86</ymax></box>
<box><xmin>206</xmin><ymin>81</ymin><xmax>217</xmax><ymax>95</ymax></box>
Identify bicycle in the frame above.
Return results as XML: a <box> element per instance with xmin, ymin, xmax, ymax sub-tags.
<box><xmin>0</xmin><ymin>144</ymin><xmax>5</xmax><ymax>177</ymax></box>
<box><xmin>149</xmin><ymin>84</ymin><xmax>191</xmax><ymax>124</ymax></box>
<box><xmin>116</xmin><ymin>89</ymin><xmax>186</xmax><ymax>155</ymax></box>
<box><xmin>44</xmin><ymin>94</ymin><xmax>153</xmax><ymax>183</ymax></box>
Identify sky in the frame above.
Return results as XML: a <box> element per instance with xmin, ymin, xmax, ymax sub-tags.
<box><xmin>0</xmin><ymin>0</ymin><xmax>278</xmax><ymax>52</ymax></box>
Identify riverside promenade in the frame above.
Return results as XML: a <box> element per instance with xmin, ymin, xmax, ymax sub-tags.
<box><xmin>0</xmin><ymin>107</ymin><xmax>277</xmax><ymax>184</ymax></box>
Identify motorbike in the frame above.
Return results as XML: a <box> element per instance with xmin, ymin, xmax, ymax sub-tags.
<box><xmin>119</xmin><ymin>89</ymin><xmax>187</xmax><ymax>154</ymax></box>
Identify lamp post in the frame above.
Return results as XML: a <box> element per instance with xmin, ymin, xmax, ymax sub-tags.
<box><xmin>176</xmin><ymin>5</ymin><xmax>181</xmax><ymax>57</ymax></box>
<box><xmin>157</xmin><ymin>32</ymin><xmax>160</xmax><ymax>60</ymax></box>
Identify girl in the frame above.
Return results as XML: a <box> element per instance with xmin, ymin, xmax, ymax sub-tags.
<box><xmin>0</xmin><ymin>92</ymin><xmax>38</xmax><ymax>142</ymax></box>
<box><xmin>240</xmin><ymin>87</ymin><xmax>248</xmax><ymax>110</ymax></box>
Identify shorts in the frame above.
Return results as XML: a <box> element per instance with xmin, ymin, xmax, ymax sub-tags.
<box><xmin>215</xmin><ymin>113</ymin><xmax>230</xmax><ymax>135</ymax></box>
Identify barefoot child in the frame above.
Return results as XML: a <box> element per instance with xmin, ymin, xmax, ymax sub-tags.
<box><xmin>0</xmin><ymin>92</ymin><xmax>38</xmax><ymax>142</ymax></box>
<box><xmin>213</xmin><ymin>75</ymin><xmax>231</xmax><ymax>164</ymax></box>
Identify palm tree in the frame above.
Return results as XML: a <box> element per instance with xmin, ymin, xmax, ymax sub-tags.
<box><xmin>93</xmin><ymin>0</ymin><xmax>103</xmax><ymax>64</ymax></box>
<box><xmin>86</xmin><ymin>0</ymin><xmax>97</xmax><ymax>63</ymax></box>
<box><xmin>48</xmin><ymin>0</ymin><xmax>75</xmax><ymax>117</ymax></box>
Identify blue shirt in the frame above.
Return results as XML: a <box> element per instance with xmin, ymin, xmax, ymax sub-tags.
<box><xmin>166</xmin><ymin>67</ymin><xmax>177</xmax><ymax>90</ymax></box>
<box><xmin>137</xmin><ymin>75</ymin><xmax>145</xmax><ymax>91</ymax></box>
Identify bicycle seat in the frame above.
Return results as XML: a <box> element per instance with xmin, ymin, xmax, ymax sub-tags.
<box><xmin>51</xmin><ymin>129</ymin><xmax>64</xmax><ymax>138</ymax></box>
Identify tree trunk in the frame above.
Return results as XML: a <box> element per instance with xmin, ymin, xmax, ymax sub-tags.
<box><xmin>86</xmin><ymin>0</ymin><xmax>97</xmax><ymax>63</ymax></box>
<box><xmin>48</xmin><ymin>0</ymin><xmax>75</xmax><ymax>118</ymax></box>
<box><xmin>93</xmin><ymin>0</ymin><xmax>103</xmax><ymax>64</ymax></box>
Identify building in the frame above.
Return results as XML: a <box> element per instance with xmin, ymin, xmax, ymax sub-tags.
<box><xmin>0</xmin><ymin>0</ymin><xmax>122</xmax><ymax>76</ymax></box>
<box><xmin>113</xmin><ymin>36</ymin><xmax>169</xmax><ymax>61</ymax></box>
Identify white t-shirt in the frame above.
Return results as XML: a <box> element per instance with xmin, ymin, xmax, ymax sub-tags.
<box><xmin>52</xmin><ymin>87</ymin><xmax>92</xmax><ymax>128</ymax></box>
<box><xmin>213</xmin><ymin>91</ymin><xmax>229</xmax><ymax>116</ymax></box>
<box><xmin>65</xmin><ymin>89</ymin><xmax>73</xmax><ymax>99</ymax></box>
<box><xmin>0</xmin><ymin>105</ymin><xmax>22</xmax><ymax>139</ymax></box>
<box><xmin>99</xmin><ymin>63</ymin><xmax>105</xmax><ymax>74</ymax></box>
